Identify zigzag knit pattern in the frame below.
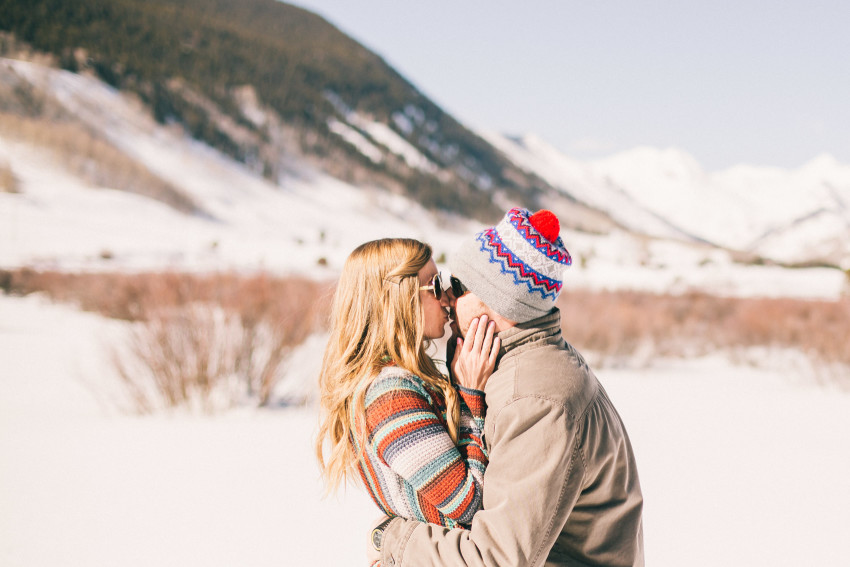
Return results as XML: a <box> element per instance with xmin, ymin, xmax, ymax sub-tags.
<box><xmin>507</xmin><ymin>207</ymin><xmax>572</xmax><ymax>264</ymax></box>
<box><xmin>352</xmin><ymin>365</ymin><xmax>488</xmax><ymax>530</ymax></box>
<box><xmin>477</xmin><ymin>228</ymin><xmax>563</xmax><ymax>299</ymax></box>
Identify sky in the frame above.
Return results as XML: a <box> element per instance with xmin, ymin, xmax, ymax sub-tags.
<box><xmin>287</xmin><ymin>0</ymin><xmax>850</xmax><ymax>171</ymax></box>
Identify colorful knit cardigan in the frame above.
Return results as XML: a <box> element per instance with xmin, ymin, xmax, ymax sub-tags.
<box><xmin>352</xmin><ymin>364</ymin><xmax>488</xmax><ymax>530</ymax></box>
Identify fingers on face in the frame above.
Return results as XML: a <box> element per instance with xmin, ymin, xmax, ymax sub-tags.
<box><xmin>488</xmin><ymin>336</ymin><xmax>500</xmax><ymax>369</ymax></box>
<box><xmin>473</xmin><ymin>314</ymin><xmax>488</xmax><ymax>350</ymax></box>
<box><xmin>483</xmin><ymin>318</ymin><xmax>495</xmax><ymax>349</ymax></box>
<box><xmin>464</xmin><ymin>315</ymin><xmax>500</xmax><ymax>356</ymax></box>
<box><xmin>463</xmin><ymin>317</ymin><xmax>478</xmax><ymax>352</ymax></box>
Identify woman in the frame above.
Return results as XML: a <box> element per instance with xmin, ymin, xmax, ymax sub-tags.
<box><xmin>316</xmin><ymin>238</ymin><xmax>499</xmax><ymax>533</ymax></box>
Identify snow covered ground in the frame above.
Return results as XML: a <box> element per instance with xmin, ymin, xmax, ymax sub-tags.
<box><xmin>2</xmin><ymin>56</ymin><xmax>850</xmax><ymax>565</ymax></box>
<box><xmin>3</xmin><ymin>293</ymin><xmax>849</xmax><ymax>567</ymax></box>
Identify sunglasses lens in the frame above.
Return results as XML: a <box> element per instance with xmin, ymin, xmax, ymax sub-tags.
<box><xmin>450</xmin><ymin>276</ymin><xmax>467</xmax><ymax>297</ymax></box>
<box><xmin>432</xmin><ymin>274</ymin><xmax>443</xmax><ymax>300</ymax></box>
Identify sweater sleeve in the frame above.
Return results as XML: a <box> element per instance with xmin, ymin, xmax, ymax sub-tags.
<box><xmin>455</xmin><ymin>385</ymin><xmax>488</xmax><ymax>476</ymax></box>
<box><xmin>364</xmin><ymin>374</ymin><xmax>486</xmax><ymax>526</ymax></box>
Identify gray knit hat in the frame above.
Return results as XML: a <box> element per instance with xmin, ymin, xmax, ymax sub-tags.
<box><xmin>449</xmin><ymin>207</ymin><xmax>572</xmax><ymax>323</ymax></box>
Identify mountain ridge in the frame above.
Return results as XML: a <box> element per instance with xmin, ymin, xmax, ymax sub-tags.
<box><xmin>1</xmin><ymin>57</ymin><xmax>846</xmax><ymax>302</ymax></box>
<box><xmin>1</xmin><ymin>0</ymin><xmax>847</xmax><ymax>273</ymax></box>
<box><xmin>0</xmin><ymin>0</ymin><xmax>582</xmax><ymax>223</ymax></box>
<box><xmin>488</xmin><ymin>132</ymin><xmax>850</xmax><ymax>268</ymax></box>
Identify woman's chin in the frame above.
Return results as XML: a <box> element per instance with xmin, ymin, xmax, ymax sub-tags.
<box><xmin>425</xmin><ymin>326</ymin><xmax>448</xmax><ymax>341</ymax></box>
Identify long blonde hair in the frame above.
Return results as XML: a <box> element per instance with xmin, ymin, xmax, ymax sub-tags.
<box><xmin>315</xmin><ymin>238</ymin><xmax>460</xmax><ymax>492</ymax></box>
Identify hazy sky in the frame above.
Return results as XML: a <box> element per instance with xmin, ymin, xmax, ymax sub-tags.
<box><xmin>287</xmin><ymin>1</ymin><xmax>849</xmax><ymax>171</ymax></box>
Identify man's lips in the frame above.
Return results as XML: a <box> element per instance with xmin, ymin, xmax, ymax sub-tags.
<box><xmin>448</xmin><ymin>310</ymin><xmax>460</xmax><ymax>336</ymax></box>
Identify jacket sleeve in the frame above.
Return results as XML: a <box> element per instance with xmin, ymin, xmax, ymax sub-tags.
<box><xmin>365</xmin><ymin>375</ymin><xmax>487</xmax><ymax>526</ymax></box>
<box><xmin>379</xmin><ymin>396</ymin><xmax>584</xmax><ymax>567</ymax></box>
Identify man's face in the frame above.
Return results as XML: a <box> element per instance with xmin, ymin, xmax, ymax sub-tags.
<box><xmin>448</xmin><ymin>287</ymin><xmax>486</xmax><ymax>339</ymax></box>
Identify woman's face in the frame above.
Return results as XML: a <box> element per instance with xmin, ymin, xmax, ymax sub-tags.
<box><xmin>418</xmin><ymin>259</ymin><xmax>450</xmax><ymax>340</ymax></box>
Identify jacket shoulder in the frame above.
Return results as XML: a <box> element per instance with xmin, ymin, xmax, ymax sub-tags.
<box><xmin>500</xmin><ymin>341</ymin><xmax>598</xmax><ymax>416</ymax></box>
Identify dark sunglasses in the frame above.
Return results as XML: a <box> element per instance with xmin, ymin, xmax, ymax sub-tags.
<box><xmin>419</xmin><ymin>273</ymin><xmax>468</xmax><ymax>301</ymax></box>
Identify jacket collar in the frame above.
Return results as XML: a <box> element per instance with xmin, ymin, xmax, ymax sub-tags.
<box><xmin>496</xmin><ymin>308</ymin><xmax>563</xmax><ymax>362</ymax></box>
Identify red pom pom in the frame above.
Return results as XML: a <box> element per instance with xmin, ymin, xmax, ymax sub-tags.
<box><xmin>528</xmin><ymin>210</ymin><xmax>560</xmax><ymax>242</ymax></box>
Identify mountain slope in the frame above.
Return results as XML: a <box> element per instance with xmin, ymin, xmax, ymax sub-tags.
<box><xmin>0</xmin><ymin>0</ymin><xmax>573</xmax><ymax>222</ymax></box>
<box><xmin>489</xmin><ymin>133</ymin><xmax>850</xmax><ymax>268</ymax></box>
<box><xmin>593</xmin><ymin>148</ymin><xmax>850</xmax><ymax>266</ymax></box>
<box><xmin>0</xmin><ymin>57</ymin><xmax>480</xmax><ymax>273</ymax></box>
<box><xmin>481</xmin><ymin>133</ymin><xmax>701</xmax><ymax>242</ymax></box>
<box><xmin>2</xmin><ymin>57</ymin><xmax>846</xmax><ymax>301</ymax></box>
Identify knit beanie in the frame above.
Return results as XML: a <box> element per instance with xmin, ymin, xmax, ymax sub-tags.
<box><xmin>449</xmin><ymin>207</ymin><xmax>572</xmax><ymax>323</ymax></box>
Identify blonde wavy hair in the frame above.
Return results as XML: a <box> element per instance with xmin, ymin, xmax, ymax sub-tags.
<box><xmin>315</xmin><ymin>238</ymin><xmax>460</xmax><ymax>492</ymax></box>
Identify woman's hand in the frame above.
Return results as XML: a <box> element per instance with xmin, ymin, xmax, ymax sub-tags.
<box><xmin>451</xmin><ymin>314</ymin><xmax>500</xmax><ymax>391</ymax></box>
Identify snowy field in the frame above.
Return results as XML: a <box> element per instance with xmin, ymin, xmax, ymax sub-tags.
<box><xmin>2</xmin><ymin>293</ymin><xmax>849</xmax><ymax>567</ymax></box>
<box><xmin>2</xmin><ymin>56</ymin><xmax>849</xmax><ymax>566</ymax></box>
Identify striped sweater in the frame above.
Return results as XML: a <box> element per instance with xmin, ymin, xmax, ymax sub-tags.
<box><xmin>352</xmin><ymin>364</ymin><xmax>488</xmax><ymax>530</ymax></box>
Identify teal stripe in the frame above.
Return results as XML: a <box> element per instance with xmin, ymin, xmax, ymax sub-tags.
<box><xmin>365</xmin><ymin>373</ymin><xmax>433</xmax><ymax>406</ymax></box>
<box><xmin>408</xmin><ymin>446</ymin><xmax>458</xmax><ymax>489</ymax></box>
<box><xmin>442</xmin><ymin>475</ymin><xmax>474</xmax><ymax>516</ymax></box>
<box><xmin>371</xmin><ymin>411</ymin><xmax>438</xmax><ymax>447</ymax></box>
<box><xmin>403</xmin><ymin>479</ymin><xmax>427</xmax><ymax>522</ymax></box>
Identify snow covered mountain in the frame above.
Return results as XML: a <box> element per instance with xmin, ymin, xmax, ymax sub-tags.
<box><xmin>488</xmin><ymin>133</ymin><xmax>850</xmax><ymax>268</ymax></box>
<box><xmin>0</xmin><ymin>58</ymin><xmax>482</xmax><ymax>274</ymax></box>
<box><xmin>1</xmin><ymin>58</ymin><xmax>846</xmax><ymax>301</ymax></box>
<box><xmin>0</xmin><ymin>0</ymin><xmax>572</xmax><ymax>224</ymax></box>
<box><xmin>4</xmin><ymin>0</ymin><xmax>846</xmax><ymax>286</ymax></box>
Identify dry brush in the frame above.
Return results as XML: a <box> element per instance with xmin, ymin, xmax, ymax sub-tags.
<box><xmin>1</xmin><ymin>269</ymin><xmax>331</xmax><ymax>412</ymax></box>
<box><xmin>3</xmin><ymin>269</ymin><xmax>848</xmax><ymax>405</ymax></box>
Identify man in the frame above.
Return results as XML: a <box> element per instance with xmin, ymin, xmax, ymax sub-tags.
<box><xmin>369</xmin><ymin>207</ymin><xmax>644</xmax><ymax>566</ymax></box>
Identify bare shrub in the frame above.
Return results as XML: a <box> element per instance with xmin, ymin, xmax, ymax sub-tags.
<box><xmin>0</xmin><ymin>161</ymin><xmax>18</xmax><ymax>193</ymax></box>
<box><xmin>113</xmin><ymin>305</ymin><xmax>243</xmax><ymax>413</ymax></box>
<box><xmin>2</xmin><ymin>268</ymin><xmax>333</xmax><ymax>411</ymax></box>
<box><xmin>0</xmin><ymin>268</ymin><xmax>162</xmax><ymax>320</ymax></box>
<box><xmin>558</xmin><ymin>290</ymin><xmax>850</xmax><ymax>370</ymax></box>
<box><xmin>113</xmin><ymin>302</ymin><xmax>310</xmax><ymax>412</ymax></box>
<box><xmin>4</xmin><ymin>268</ymin><xmax>847</xmax><ymax>390</ymax></box>
<box><xmin>114</xmin><ymin>273</ymin><xmax>328</xmax><ymax>411</ymax></box>
<box><xmin>221</xmin><ymin>273</ymin><xmax>328</xmax><ymax>404</ymax></box>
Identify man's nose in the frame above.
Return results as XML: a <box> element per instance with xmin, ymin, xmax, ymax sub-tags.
<box><xmin>440</xmin><ymin>289</ymin><xmax>452</xmax><ymax>307</ymax></box>
<box><xmin>444</xmin><ymin>287</ymin><xmax>457</xmax><ymax>307</ymax></box>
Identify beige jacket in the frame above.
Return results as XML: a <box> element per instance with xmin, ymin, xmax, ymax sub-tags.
<box><xmin>380</xmin><ymin>309</ymin><xmax>644</xmax><ymax>566</ymax></box>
